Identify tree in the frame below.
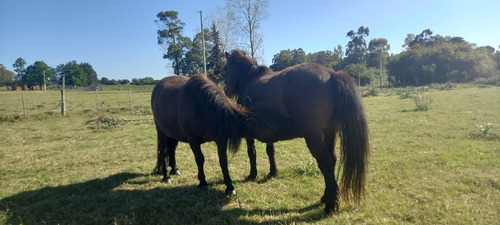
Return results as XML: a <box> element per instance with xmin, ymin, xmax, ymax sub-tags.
<box><xmin>344</xmin><ymin>63</ymin><xmax>375</xmax><ymax>86</ymax></box>
<box><xmin>387</xmin><ymin>42</ymin><xmax>498</xmax><ymax>86</ymax></box>
<box><xmin>131</xmin><ymin>77</ymin><xmax>156</xmax><ymax>85</ymax></box>
<box><xmin>270</xmin><ymin>49</ymin><xmax>292</xmax><ymax>71</ymax></box>
<box><xmin>270</xmin><ymin>48</ymin><xmax>307</xmax><ymax>71</ymax></box>
<box><xmin>57</xmin><ymin>61</ymin><xmax>87</xmax><ymax>86</ymax></box>
<box><xmin>156</xmin><ymin>11</ymin><xmax>190</xmax><ymax>75</ymax></box>
<box><xmin>182</xmin><ymin>29</ymin><xmax>213</xmax><ymax>76</ymax></box>
<box><xmin>366</xmin><ymin>38</ymin><xmax>390</xmax><ymax>68</ymax></box>
<box><xmin>402</xmin><ymin>33</ymin><xmax>415</xmax><ymax>49</ymax></box>
<box><xmin>79</xmin><ymin>62</ymin><xmax>99</xmax><ymax>85</ymax></box>
<box><xmin>0</xmin><ymin>64</ymin><xmax>15</xmax><ymax>86</ymax></box>
<box><xmin>408</xmin><ymin>29</ymin><xmax>434</xmax><ymax>48</ymax></box>
<box><xmin>208</xmin><ymin>6</ymin><xmax>239</xmax><ymax>53</ymax></box>
<box><xmin>207</xmin><ymin>22</ymin><xmax>226</xmax><ymax>83</ymax></box>
<box><xmin>226</xmin><ymin>0</ymin><xmax>270</xmax><ymax>60</ymax></box>
<box><xmin>307</xmin><ymin>50</ymin><xmax>337</xmax><ymax>67</ymax></box>
<box><xmin>12</xmin><ymin>57</ymin><xmax>26</xmax><ymax>85</ymax></box>
<box><xmin>345</xmin><ymin>26</ymin><xmax>370</xmax><ymax>65</ymax></box>
<box><xmin>23</xmin><ymin>61</ymin><xmax>54</xmax><ymax>87</ymax></box>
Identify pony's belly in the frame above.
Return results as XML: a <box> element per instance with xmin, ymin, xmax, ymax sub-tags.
<box><xmin>257</xmin><ymin>127</ymin><xmax>301</xmax><ymax>143</ymax></box>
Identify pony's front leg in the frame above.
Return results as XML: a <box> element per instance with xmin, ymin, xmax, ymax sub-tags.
<box><xmin>188</xmin><ymin>142</ymin><xmax>208</xmax><ymax>189</ymax></box>
<box><xmin>246</xmin><ymin>138</ymin><xmax>257</xmax><ymax>180</ymax></box>
<box><xmin>217</xmin><ymin>140</ymin><xmax>236</xmax><ymax>195</ymax></box>
<box><xmin>266</xmin><ymin>143</ymin><xmax>278</xmax><ymax>178</ymax></box>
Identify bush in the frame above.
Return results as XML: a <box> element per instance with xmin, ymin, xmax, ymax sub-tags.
<box><xmin>414</xmin><ymin>94</ymin><xmax>432</xmax><ymax>111</ymax></box>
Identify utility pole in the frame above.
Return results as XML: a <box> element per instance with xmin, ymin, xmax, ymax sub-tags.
<box><xmin>43</xmin><ymin>69</ymin><xmax>48</xmax><ymax>91</ymax></box>
<box><xmin>61</xmin><ymin>74</ymin><xmax>66</xmax><ymax>116</ymax></box>
<box><xmin>379</xmin><ymin>47</ymin><xmax>383</xmax><ymax>88</ymax></box>
<box><xmin>199</xmin><ymin>10</ymin><xmax>207</xmax><ymax>76</ymax></box>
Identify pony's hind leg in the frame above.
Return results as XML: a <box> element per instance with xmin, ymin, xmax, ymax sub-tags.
<box><xmin>154</xmin><ymin>127</ymin><xmax>171</xmax><ymax>183</ymax></box>
<box><xmin>266</xmin><ymin>143</ymin><xmax>278</xmax><ymax>178</ymax></box>
<box><xmin>217</xmin><ymin>141</ymin><xmax>236</xmax><ymax>195</ymax></box>
<box><xmin>188</xmin><ymin>142</ymin><xmax>208</xmax><ymax>189</ymax></box>
<box><xmin>304</xmin><ymin>133</ymin><xmax>339</xmax><ymax>215</ymax></box>
<box><xmin>166</xmin><ymin>137</ymin><xmax>180</xmax><ymax>175</ymax></box>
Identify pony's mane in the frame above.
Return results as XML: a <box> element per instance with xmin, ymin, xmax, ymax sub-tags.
<box><xmin>183</xmin><ymin>75</ymin><xmax>246</xmax><ymax>151</ymax></box>
<box><xmin>225</xmin><ymin>50</ymin><xmax>271</xmax><ymax>98</ymax></box>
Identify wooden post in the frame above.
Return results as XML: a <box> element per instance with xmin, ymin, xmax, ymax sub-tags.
<box><xmin>21</xmin><ymin>92</ymin><xmax>26</xmax><ymax>117</ymax></box>
<box><xmin>95</xmin><ymin>88</ymin><xmax>99</xmax><ymax>110</ymax></box>
<box><xmin>61</xmin><ymin>75</ymin><xmax>66</xmax><ymax>116</ymax></box>
<box><xmin>129</xmin><ymin>89</ymin><xmax>133</xmax><ymax>111</ymax></box>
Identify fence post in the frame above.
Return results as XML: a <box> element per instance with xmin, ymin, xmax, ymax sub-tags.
<box><xmin>129</xmin><ymin>89</ymin><xmax>133</xmax><ymax>111</ymax></box>
<box><xmin>21</xmin><ymin>92</ymin><xmax>26</xmax><ymax>117</ymax></box>
<box><xmin>95</xmin><ymin>88</ymin><xmax>99</xmax><ymax>110</ymax></box>
<box><xmin>61</xmin><ymin>75</ymin><xmax>66</xmax><ymax>116</ymax></box>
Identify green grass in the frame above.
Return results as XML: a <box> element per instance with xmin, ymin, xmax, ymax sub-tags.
<box><xmin>0</xmin><ymin>86</ymin><xmax>499</xmax><ymax>224</ymax></box>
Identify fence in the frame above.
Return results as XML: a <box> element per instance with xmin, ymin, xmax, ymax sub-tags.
<box><xmin>0</xmin><ymin>89</ymin><xmax>153</xmax><ymax>119</ymax></box>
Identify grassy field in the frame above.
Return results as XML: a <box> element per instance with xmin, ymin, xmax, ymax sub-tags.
<box><xmin>0</xmin><ymin>85</ymin><xmax>499</xmax><ymax>224</ymax></box>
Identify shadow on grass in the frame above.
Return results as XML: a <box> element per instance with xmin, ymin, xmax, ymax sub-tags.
<box><xmin>0</xmin><ymin>172</ymin><xmax>327</xmax><ymax>224</ymax></box>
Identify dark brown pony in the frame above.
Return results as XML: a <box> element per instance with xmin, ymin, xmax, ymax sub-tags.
<box><xmin>151</xmin><ymin>74</ymin><xmax>247</xmax><ymax>195</ymax></box>
<box><xmin>225</xmin><ymin>50</ymin><xmax>370</xmax><ymax>214</ymax></box>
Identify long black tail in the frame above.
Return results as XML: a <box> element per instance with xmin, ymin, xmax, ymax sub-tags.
<box><xmin>333</xmin><ymin>73</ymin><xmax>370</xmax><ymax>206</ymax></box>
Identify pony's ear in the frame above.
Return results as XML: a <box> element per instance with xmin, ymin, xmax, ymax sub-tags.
<box><xmin>225</xmin><ymin>51</ymin><xmax>230</xmax><ymax>59</ymax></box>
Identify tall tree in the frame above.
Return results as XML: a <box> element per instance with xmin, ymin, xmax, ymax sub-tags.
<box><xmin>182</xmin><ymin>29</ymin><xmax>213</xmax><ymax>76</ymax></box>
<box><xmin>208</xmin><ymin>7</ymin><xmax>239</xmax><ymax>53</ymax></box>
<box><xmin>226</xmin><ymin>0</ymin><xmax>270</xmax><ymax>60</ymax></box>
<box><xmin>0</xmin><ymin>64</ymin><xmax>15</xmax><ymax>86</ymax></box>
<box><xmin>12</xmin><ymin>57</ymin><xmax>26</xmax><ymax>85</ymax></box>
<box><xmin>23</xmin><ymin>61</ymin><xmax>54</xmax><ymax>87</ymax></box>
<box><xmin>155</xmin><ymin>11</ymin><xmax>190</xmax><ymax>75</ymax></box>
<box><xmin>79</xmin><ymin>62</ymin><xmax>98</xmax><ymax>85</ymax></box>
<box><xmin>366</xmin><ymin>38</ymin><xmax>390</xmax><ymax>68</ymax></box>
<box><xmin>402</xmin><ymin>33</ymin><xmax>415</xmax><ymax>49</ymax></box>
<box><xmin>408</xmin><ymin>29</ymin><xmax>433</xmax><ymax>48</ymax></box>
<box><xmin>333</xmin><ymin>44</ymin><xmax>344</xmax><ymax>60</ymax></box>
<box><xmin>207</xmin><ymin>22</ymin><xmax>226</xmax><ymax>83</ymax></box>
<box><xmin>345</xmin><ymin>26</ymin><xmax>370</xmax><ymax>65</ymax></box>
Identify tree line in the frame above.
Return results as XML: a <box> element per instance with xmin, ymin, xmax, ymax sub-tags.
<box><xmin>0</xmin><ymin>59</ymin><xmax>159</xmax><ymax>89</ymax></box>
<box><xmin>269</xmin><ymin>28</ymin><xmax>500</xmax><ymax>86</ymax></box>
<box><xmin>0</xmin><ymin>59</ymin><xmax>100</xmax><ymax>89</ymax></box>
<box><xmin>157</xmin><ymin>3</ymin><xmax>499</xmax><ymax>87</ymax></box>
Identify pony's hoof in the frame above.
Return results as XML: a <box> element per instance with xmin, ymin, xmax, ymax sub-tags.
<box><xmin>171</xmin><ymin>169</ymin><xmax>181</xmax><ymax>176</ymax></box>
<box><xmin>322</xmin><ymin>197</ymin><xmax>339</xmax><ymax>215</ymax></box>
<box><xmin>162</xmin><ymin>178</ymin><xmax>171</xmax><ymax>184</ymax></box>
<box><xmin>198</xmin><ymin>184</ymin><xmax>209</xmax><ymax>191</ymax></box>
<box><xmin>267</xmin><ymin>172</ymin><xmax>278</xmax><ymax>179</ymax></box>
<box><xmin>225</xmin><ymin>188</ymin><xmax>236</xmax><ymax>196</ymax></box>
<box><xmin>245</xmin><ymin>174</ymin><xmax>257</xmax><ymax>181</ymax></box>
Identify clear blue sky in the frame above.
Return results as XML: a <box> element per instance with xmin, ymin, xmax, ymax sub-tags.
<box><xmin>1</xmin><ymin>0</ymin><xmax>499</xmax><ymax>81</ymax></box>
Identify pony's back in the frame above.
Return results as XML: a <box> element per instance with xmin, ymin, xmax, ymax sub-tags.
<box><xmin>179</xmin><ymin>75</ymin><xmax>245</xmax><ymax>151</ymax></box>
<box><xmin>151</xmin><ymin>75</ymin><xmax>190</xmax><ymax>142</ymax></box>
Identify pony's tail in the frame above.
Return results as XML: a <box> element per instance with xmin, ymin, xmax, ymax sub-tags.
<box><xmin>226</xmin><ymin>110</ymin><xmax>245</xmax><ymax>154</ymax></box>
<box><xmin>334</xmin><ymin>73</ymin><xmax>370</xmax><ymax>206</ymax></box>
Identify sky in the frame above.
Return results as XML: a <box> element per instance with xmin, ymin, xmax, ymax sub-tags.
<box><xmin>1</xmin><ymin>0</ymin><xmax>499</xmax><ymax>81</ymax></box>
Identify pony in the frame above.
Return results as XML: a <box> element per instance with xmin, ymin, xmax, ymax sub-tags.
<box><xmin>151</xmin><ymin>74</ymin><xmax>247</xmax><ymax>195</ymax></box>
<box><xmin>224</xmin><ymin>50</ymin><xmax>370</xmax><ymax>214</ymax></box>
